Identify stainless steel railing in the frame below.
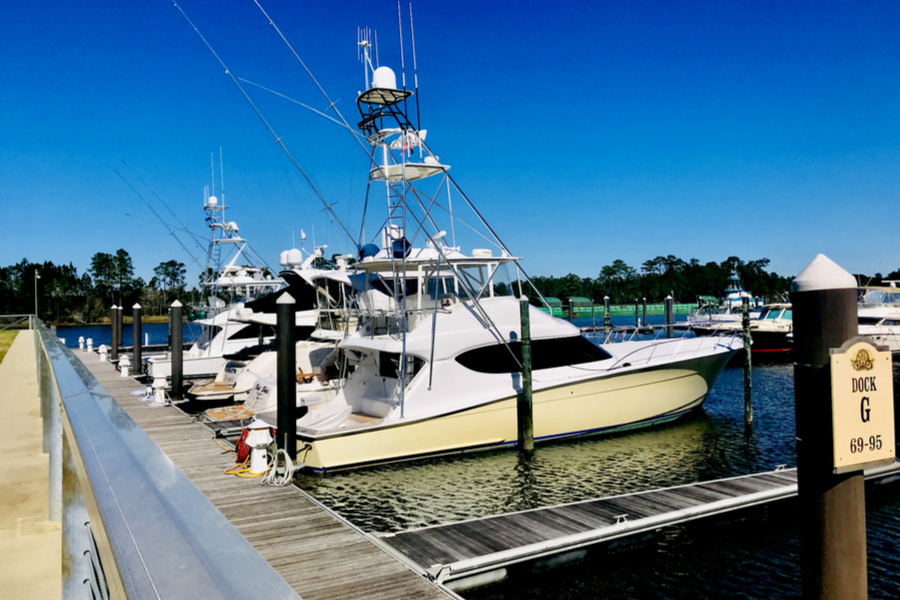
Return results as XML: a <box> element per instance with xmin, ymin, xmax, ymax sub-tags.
<box><xmin>33</xmin><ymin>319</ymin><xmax>301</xmax><ymax>600</ymax></box>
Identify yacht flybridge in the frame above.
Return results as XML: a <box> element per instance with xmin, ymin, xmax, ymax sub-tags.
<box><xmin>269</xmin><ymin>43</ymin><xmax>742</xmax><ymax>473</ymax></box>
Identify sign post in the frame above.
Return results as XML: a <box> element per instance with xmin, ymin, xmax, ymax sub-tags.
<box><xmin>791</xmin><ymin>254</ymin><xmax>883</xmax><ymax>600</ymax></box>
<box><xmin>830</xmin><ymin>340</ymin><xmax>895</xmax><ymax>474</ymax></box>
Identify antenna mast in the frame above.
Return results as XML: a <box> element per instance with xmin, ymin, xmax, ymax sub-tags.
<box><xmin>410</xmin><ymin>3</ymin><xmax>421</xmax><ymax>134</ymax></box>
<box><xmin>397</xmin><ymin>2</ymin><xmax>409</xmax><ymax>117</ymax></box>
<box><xmin>219</xmin><ymin>147</ymin><xmax>224</xmax><ymax>208</ymax></box>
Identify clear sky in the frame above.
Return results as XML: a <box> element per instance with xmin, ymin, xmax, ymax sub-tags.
<box><xmin>3</xmin><ymin>0</ymin><xmax>900</xmax><ymax>286</ymax></box>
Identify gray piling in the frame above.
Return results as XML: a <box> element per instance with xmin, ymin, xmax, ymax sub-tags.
<box><xmin>110</xmin><ymin>305</ymin><xmax>118</xmax><ymax>362</ymax></box>
<box><xmin>567</xmin><ymin>298</ymin><xmax>574</xmax><ymax>323</ymax></box>
<box><xmin>517</xmin><ymin>297</ymin><xmax>534</xmax><ymax>452</ymax></box>
<box><xmin>276</xmin><ymin>293</ymin><xmax>297</xmax><ymax>460</ymax></box>
<box><xmin>742</xmin><ymin>297</ymin><xmax>753</xmax><ymax>425</ymax></box>
<box><xmin>170</xmin><ymin>301</ymin><xmax>183</xmax><ymax>400</ymax></box>
<box><xmin>642</xmin><ymin>297</ymin><xmax>648</xmax><ymax>331</ymax></box>
<box><xmin>665</xmin><ymin>296</ymin><xmax>674</xmax><ymax>339</ymax></box>
<box><xmin>634</xmin><ymin>299</ymin><xmax>639</xmax><ymax>328</ymax></box>
<box><xmin>603</xmin><ymin>296</ymin><xmax>611</xmax><ymax>340</ymax></box>
<box><xmin>132</xmin><ymin>303</ymin><xmax>142</xmax><ymax>377</ymax></box>
<box><xmin>116</xmin><ymin>305</ymin><xmax>124</xmax><ymax>357</ymax></box>
<box><xmin>791</xmin><ymin>254</ymin><xmax>865</xmax><ymax>599</ymax></box>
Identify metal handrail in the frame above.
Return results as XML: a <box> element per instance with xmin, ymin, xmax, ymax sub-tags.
<box><xmin>34</xmin><ymin>320</ymin><xmax>301</xmax><ymax>600</ymax></box>
<box><xmin>0</xmin><ymin>313</ymin><xmax>34</xmax><ymax>332</ymax></box>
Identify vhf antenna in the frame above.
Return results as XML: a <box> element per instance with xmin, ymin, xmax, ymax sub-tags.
<box><xmin>397</xmin><ymin>2</ymin><xmax>409</xmax><ymax>120</ymax></box>
<box><xmin>410</xmin><ymin>3</ymin><xmax>421</xmax><ymax>136</ymax></box>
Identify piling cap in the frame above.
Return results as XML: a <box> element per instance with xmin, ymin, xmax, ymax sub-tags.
<box><xmin>276</xmin><ymin>292</ymin><xmax>295</xmax><ymax>305</ymax></box>
<box><xmin>171</xmin><ymin>300</ymin><xmax>182</xmax><ymax>308</ymax></box>
<box><xmin>791</xmin><ymin>254</ymin><xmax>856</xmax><ymax>293</ymax></box>
<box><xmin>133</xmin><ymin>303</ymin><xmax>141</xmax><ymax>309</ymax></box>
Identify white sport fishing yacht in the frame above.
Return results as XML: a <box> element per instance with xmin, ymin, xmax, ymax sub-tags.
<box><xmin>265</xmin><ymin>42</ymin><xmax>742</xmax><ymax>473</ymax></box>
<box><xmin>191</xmin><ymin>258</ymin><xmax>355</xmax><ymax>417</ymax></box>
<box><xmin>145</xmin><ymin>186</ymin><xmax>286</xmax><ymax>380</ymax></box>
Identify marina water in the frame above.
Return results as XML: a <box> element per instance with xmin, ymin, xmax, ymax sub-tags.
<box><xmin>294</xmin><ymin>316</ymin><xmax>900</xmax><ymax>598</ymax></box>
<box><xmin>56</xmin><ymin>322</ymin><xmax>201</xmax><ymax>349</ymax></box>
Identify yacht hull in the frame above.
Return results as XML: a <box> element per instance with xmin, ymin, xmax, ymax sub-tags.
<box><xmin>296</xmin><ymin>351</ymin><xmax>734</xmax><ymax>472</ymax></box>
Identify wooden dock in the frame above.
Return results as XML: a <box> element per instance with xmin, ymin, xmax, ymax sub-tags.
<box><xmin>73</xmin><ymin>352</ymin><xmax>455</xmax><ymax>600</ymax></box>
<box><xmin>381</xmin><ymin>464</ymin><xmax>900</xmax><ymax>590</ymax></box>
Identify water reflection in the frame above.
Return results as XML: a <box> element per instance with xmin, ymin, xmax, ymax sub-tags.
<box><xmin>296</xmin><ymin>363</ymin><xmax>798</xmax><ymax>533</ymax></box>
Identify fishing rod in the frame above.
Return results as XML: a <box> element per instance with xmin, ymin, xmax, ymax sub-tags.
<box><xmin>248</xmin><ymin>0</ymin><xmax>377</xmax><ymax>164</ymax></box>
<box><xmin>172</xmin><ymin>1</ymin><xmax>357</xmax><ymax>247</ymax></box>
<box><xmin>121</xmin><ymin>160</ymin><xmax>198</xmax><ymax>241</ymax></box>
<box><xmin>115</xmin><ymin>169</ymin><xmax>204</xmax><ymax>269</ymax></box>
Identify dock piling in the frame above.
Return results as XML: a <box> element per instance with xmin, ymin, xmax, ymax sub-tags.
<box><xmin>634</xmin><ymin>299</ymin><xmax>639</xmax><ymax>328</ymax></box>
<box><xmin>170</xmin><ymin>301</ymin><xmax>183</xmax><ymax>401</ymax></box>
<box><xmin>517</xmin><ymin>296</ymin><xmax>534</xmax><ymax>452</ymax></box>
<box><xmin>110</xmin><ymin>305</ymin><xmax>118</xmax><ymax>362</ymax></box>
<box><xmin>113</xmin><ymin>306</ymin><xmax>125</xmax><ymax>356</ymax></box>
<box><xmin>791</xmin><ymin>254</ymin><xmax>865</xmax><ymax>599</ymax></box>
<box><xmin>665</xmin><ymin>296</ymin><xmax>674</xmax><ymax>339</ymax></box>
<box><xmin>742</xmin><ymin>297</ymin><xmax>752</xmax><ymax>425</ymax></box>
<box><xmin>603</xmin><ymin>296</ymin><xmax>611</xmax><ymax>340</ymax></box>
<box><xmin>276</xmin><ymin>293</ymin><xmax>297</xmax><ymax>460</ymax></box>
<box><xmin>132</xmin><ymin>303</ymin><xmax>142</xmax><ymax>376</ymax></box>
<box><xmin>642</xmin><ymin>297</ymin><xmax>648</xmax><ymax>331</ymax></box>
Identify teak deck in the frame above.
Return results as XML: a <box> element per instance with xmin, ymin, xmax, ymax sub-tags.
<box><xmin>74</xmin><ymin>353</ymin><xmax>453</xmax><ymax>600</ymax></box>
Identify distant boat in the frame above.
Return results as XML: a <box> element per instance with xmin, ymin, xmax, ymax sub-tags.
<box><xmin>857</xmin><ymin>284</ymin><xmax>900</xmax><ymax>354</ymax></box>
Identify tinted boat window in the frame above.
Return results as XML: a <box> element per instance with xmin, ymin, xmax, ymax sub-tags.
<box><xmin>455</xmin><ymin>336</ymin><xmax>612</xmax><ymax>374</ymax></box>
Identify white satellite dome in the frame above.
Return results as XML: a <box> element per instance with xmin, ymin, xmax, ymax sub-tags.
<box><xmin>207</xmin><ymin>195</ymin><xmax>218</xmax><ymax>207</ymax></box>
<box><xmin>280</xmin><ymin>248</ymin><xmax>303</xmax><ymax>267</ymax></box>
<box><xmin>372</xmin><ymin>66</ymin><xmax>397</xmax><ymax>90</ymax></box>
<box><xmin>225</xmin><ymin>221</ymin><xmax>239</xmax><ymax>233</ymax></box>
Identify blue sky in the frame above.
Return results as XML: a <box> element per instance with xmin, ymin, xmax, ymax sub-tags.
<box><xmin>3</xmin><ymin>0</ymin><xmax>900</xmax><ymax>287</ymax></box>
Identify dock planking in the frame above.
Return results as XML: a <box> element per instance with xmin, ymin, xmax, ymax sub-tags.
<box><xmin>74</xmin><ymin>353</ymin><xmax>453</xmax><ymax>600</ymax></box>
<box><xmin>381</xmin><ymin>465</ymin><xmax>898</xmax><ymax>585</ymax></box>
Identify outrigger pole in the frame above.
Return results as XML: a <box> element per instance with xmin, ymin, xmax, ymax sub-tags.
<box><xmin>172</xmin><ymin>1</ymin><xmax>357</xmax><ymax>247</ymax></box>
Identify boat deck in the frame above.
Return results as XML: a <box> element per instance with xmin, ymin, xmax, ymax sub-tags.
<box><xmin>74</xmin><ymin>352</ymin><xmax>453</xmax><ymax>600</ymax></box>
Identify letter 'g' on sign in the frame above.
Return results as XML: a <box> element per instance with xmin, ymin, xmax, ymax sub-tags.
<box><xmin>831</xmin><ymin>341</ymin><xmax>895</xmax><ymax>473</ymax></box>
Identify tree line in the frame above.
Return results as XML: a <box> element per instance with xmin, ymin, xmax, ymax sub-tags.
<box><xmin>3</xmin><ymin>250</ymin><xmax>897</xmax><ymax>323</ymax></box>
<box><xmin>0</xmin><ymin>250</ymin><xmax>193</xmax><ymax>323</ymax></box>
<box><xmin>530</xmin><ymin>255</ymin><xmax>900</xmax><ymax>306</ymax></box>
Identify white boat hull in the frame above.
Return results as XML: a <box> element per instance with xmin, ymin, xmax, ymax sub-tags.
<box><xmin>296</xmin><ymin>351</ymin><xmax>733</xmax><ymax>472</ymax></box>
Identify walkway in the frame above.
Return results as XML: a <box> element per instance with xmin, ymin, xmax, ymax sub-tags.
<box><xmin>0</xmin><ymin>331</ymin><xmax>61</xmax><ymax>599</ymax></box>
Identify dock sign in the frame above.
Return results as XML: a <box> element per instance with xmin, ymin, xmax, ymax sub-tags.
<box><xmin>830</xmin><ymin>341</ymin><xmax>895</xmax><ymax>473</ymax></box>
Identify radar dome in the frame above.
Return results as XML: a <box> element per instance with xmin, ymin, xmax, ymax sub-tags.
<box><xmin>372</xmin><ymin>66</ymin><xmax>397</xmax><ymax>90</ymax></box>
<box><xmin>207</xmin><ymin>195</ymin><xmax>218</xmax><ymax>207</ymax></box>
<box><xmin>285</xmin><ymin>248</ymin><xmax>303</xmax><ymax>267</ymax></box>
